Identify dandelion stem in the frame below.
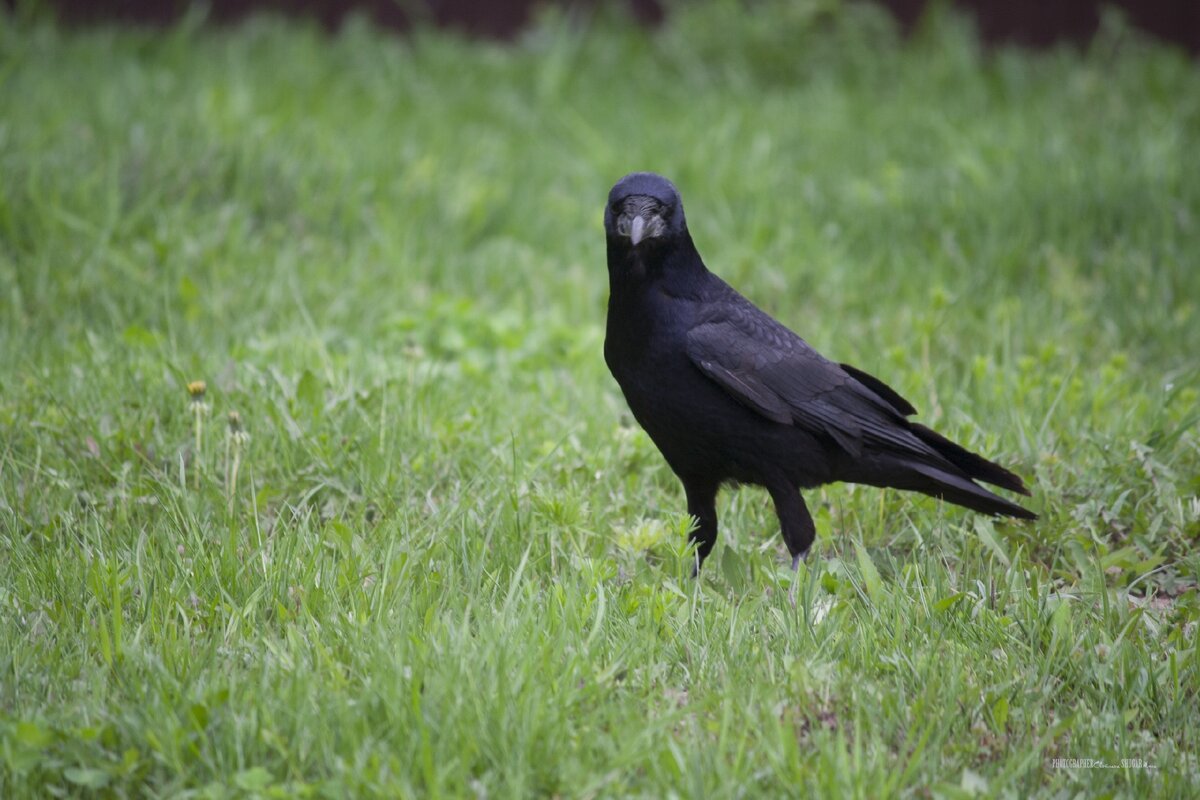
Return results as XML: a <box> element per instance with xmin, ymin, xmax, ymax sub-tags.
<box><xmin>229</xmin><ymin>448</ymin><xmax>241</xmax><ymax>513</ymax></box>
<box><xmin>186</xmin><ymin>381</ymin><xmax>209</xmax><ymax>491</ymax></box>
<box><xmin>193</xmin><ymin>408</ymin><xmax>203</xmax><ymax>489</ymax></box>
<box><xmin>226</xmin><ymin>411</ymin><xmax>247</xmax><ymax>513</ymax></box>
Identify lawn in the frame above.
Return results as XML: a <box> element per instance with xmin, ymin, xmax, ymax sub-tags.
<box><xmin>1</xmin><ymin>2</ymin><xmax>1198</xmax><ymax>796</ymax></box>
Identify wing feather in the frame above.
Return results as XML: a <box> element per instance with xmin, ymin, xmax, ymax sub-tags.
<box><xmin>686</xmin><ymin>298</ymin><xmax>930</xmax><ymax>460</ymax></box>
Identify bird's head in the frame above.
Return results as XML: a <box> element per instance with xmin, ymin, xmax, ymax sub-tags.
<box><xmin>604</xmin><ymin>172</ymin><xmax>688</xmax><ymax>252</ymax></box>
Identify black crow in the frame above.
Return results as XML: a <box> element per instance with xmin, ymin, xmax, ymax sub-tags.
<box><xmin>602</xmin><ymin>172</ymin><xmax>1036</xmax><ymax>574</ymax></box>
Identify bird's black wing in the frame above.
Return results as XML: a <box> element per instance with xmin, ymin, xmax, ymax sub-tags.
<box><xmin>685</xmin><ymin>300</ymin><xmax>927</xmax><ymax>459</ymax></box>
<box><xmin>838</xmin><ymin>362</ymin><xmax>918</xmax><ymax>416</ymax></box>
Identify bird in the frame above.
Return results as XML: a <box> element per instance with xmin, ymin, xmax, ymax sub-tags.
<box><xmin>602</xmin><ymin>171</ymin><xmax>1036</xmax><ymax>576</ymax></box>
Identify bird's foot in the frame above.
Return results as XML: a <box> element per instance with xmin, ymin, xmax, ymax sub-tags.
<box><xmin>788</xmin><ymin>549</ymin><xmax>810</xmax><ymax>608</ymax></box>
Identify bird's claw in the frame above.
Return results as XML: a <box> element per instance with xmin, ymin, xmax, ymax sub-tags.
<box><xmin>788</xmin><ymin>549</ymin><xmax>809</xmax><ymax>608</ymax></box>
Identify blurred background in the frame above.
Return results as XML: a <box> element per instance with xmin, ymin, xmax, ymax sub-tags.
<box><xmin>16</xmin><ymin>0</ymin><xmax>1200</xmax><ymax>51</ymax></box>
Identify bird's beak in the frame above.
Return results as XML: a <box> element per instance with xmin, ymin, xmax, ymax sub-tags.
<box><xmin>629</xmin><ymin>215</ymin><xmax>647</xmax><ymax>246</ymax></box>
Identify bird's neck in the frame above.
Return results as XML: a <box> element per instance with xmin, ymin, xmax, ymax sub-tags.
<box><xmin>606</xmin><ymin>234</ymin><xmax>707</xmax><ymax>297</ymax></box>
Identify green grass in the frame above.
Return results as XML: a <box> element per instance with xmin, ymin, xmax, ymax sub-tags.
<box><xmin>1</xmin><ymin>2</ymin><xmax>1198</xmax><ymax>796</ymax></box>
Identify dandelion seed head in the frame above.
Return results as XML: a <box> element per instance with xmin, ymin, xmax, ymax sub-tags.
<box><xmin>227</xmin><ymin>411</ymin><xmax>250</xmax><ymax>446</ymax></box>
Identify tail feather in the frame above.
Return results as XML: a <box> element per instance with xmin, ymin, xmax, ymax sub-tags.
<box><xmin>907</xmin><ymin>462</ymin><xmax>1038</xmax><ymax>520</ymax></box>
<box><xmin>910</xmin><ymin>422</ymin><xmax>1032</xmax><ymax>496</ymax></box>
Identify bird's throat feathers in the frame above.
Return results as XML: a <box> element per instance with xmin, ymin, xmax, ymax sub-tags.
<box><xmin>607</xmin><ymin>231</ymin><xmax>706</xmax><ymax>291</ymax></box>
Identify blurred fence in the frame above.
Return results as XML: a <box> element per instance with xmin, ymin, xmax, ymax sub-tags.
<box><xmin>8</xmin><ymin>0</ymin><xmax>1199</xmax><ymax>53</ymax></box>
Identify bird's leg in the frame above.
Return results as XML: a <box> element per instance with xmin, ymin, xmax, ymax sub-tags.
<box><xmin>683</xmin><ymin>479</ymin><xmax>719</xmax><ymax>577</ymax></box>
<box><xmin>767</xmin><ymin>483</ymin><xmax>816</xmax><ymax>607</ymax></box>
<box><xmin>768</xmin><ymin>484</ymin><xmax>816</xmax><ymax>563</ymax></box>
